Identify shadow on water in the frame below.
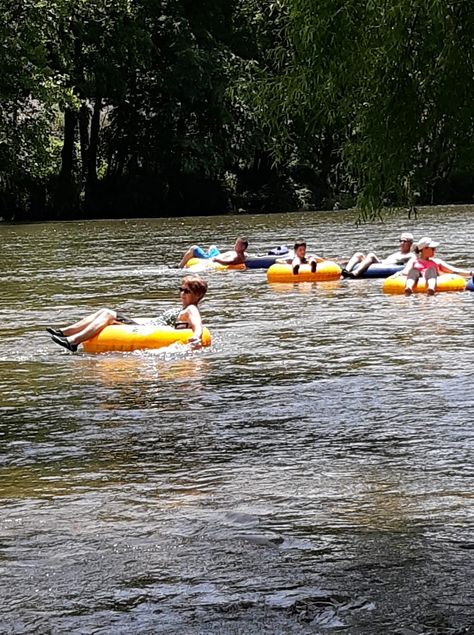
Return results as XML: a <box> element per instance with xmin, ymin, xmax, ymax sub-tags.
<box><xmin>0</xmin><ymin>208</ymin><xmax>473</xmax><ymax>634</ymax></box>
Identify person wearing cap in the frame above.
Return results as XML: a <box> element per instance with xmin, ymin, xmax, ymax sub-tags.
<box><xmin>400</xmin><ymin>236</ymin><xmax>473</xmax><ymax>296</ymax></box>
<box><xmin>341</xmin><ymin>232</ymin><xmax>415</xmax><ymax>278</ymax></box>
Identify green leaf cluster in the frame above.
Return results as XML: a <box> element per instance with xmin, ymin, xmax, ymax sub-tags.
<box><xmin>250</xmin><ymin>0</ymin><xmax>474</xmax><ymax>218</ymax></box>
<box><xmin>2</xmin><ymin>0</ymin><xmax>474</xmax><ymax>220</ymax></box>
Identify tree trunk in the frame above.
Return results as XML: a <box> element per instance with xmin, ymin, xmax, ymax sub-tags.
<box><xmin>60</xmin><ymin>107</ymin><xmax>77</xmax><ymax>180</ymax></box>
<box><xmin>79</xmin><ymin>101</ymin><xmax>91</xmax><ymax>175</ymax></box>
<box><xmin>55</xmin><ymin>107</ymin><xmax>79</xmax><ymax>217</ymax></box>
<box><xmin>87</xmin><ymin>97</ymin><xmax>101</xmax><ymax>185</ymax></box>
<box><xmin>84</xmin><ymin>97</ymin><xmax>102</xmax><ymax>214</ymax></box>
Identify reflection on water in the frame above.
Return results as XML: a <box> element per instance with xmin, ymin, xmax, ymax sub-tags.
<box><xmin>0</xmin><ymin>207</ymin><xmax>474</xmax><ymax>634</ymax></box>
<box><xmin>268</xmin><ymin>280</ymin><xmax>342</xmax><ymax>294</ymax></box>
<box><xmin>87</xmin><ymin>351</ymin><xmax>210</xmax><ymax>386</ymax></box>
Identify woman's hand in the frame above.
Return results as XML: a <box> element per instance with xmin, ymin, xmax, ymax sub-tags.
<box><xmin>187</xmin><ymin>336</ymin><xmax>202</xmax><ymax>350</ymax></box>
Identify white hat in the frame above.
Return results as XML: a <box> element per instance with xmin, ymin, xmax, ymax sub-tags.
<box><xmin>400</xmin><ymin>232</ymin><xmax>414</xmax><ymax>242</ymax></box>
<box><xmin>416</xmin><ymin>236</ymin><xmax>439</xmax><ymax>249</ymax></box>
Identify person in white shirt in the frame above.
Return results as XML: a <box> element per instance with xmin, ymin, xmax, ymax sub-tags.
<box><xmin>341</xmin><ymin>232</ymin><xmax>414</xmax><ymax>278</ymax></box>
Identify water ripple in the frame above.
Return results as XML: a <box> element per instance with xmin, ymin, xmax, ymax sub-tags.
<box><xmin>1</xmin><ymin>209</ymin><xmax>473</xmax><ymax>633</ymax></box>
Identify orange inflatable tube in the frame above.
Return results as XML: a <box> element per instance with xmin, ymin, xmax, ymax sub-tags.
<box><xmin>185</xmin><ymin>257</ymin><xmax>245</xmax><ymax>272</ymax></box>
<box><xmin>82</xmin><ymin>324</ymin><xmax>212</xmax><ymax>353</ymax></box>
<box><xmin>267</xmin><ymin>261</ymin><xmax>341</xmax><ymax>283</ymax></box>
<box><xmin>383</xmin><ymin>273</ymin><xmax>466</xmax><ymax>294</ymax></box>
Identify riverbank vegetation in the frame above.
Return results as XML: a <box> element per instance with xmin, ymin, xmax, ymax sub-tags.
<box><xmin>2</xmin><ymin>0</ymin><xmax>474</xmax><ymax>221</ymax></box>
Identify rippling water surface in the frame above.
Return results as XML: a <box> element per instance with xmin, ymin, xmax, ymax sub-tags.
<box><xmin>1</xmin><ymin>207</ymin><xmax>473</xmax><ymax>634</ymax></box>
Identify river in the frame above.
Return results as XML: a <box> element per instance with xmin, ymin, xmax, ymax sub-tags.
<box><xmin>0</xmin><ymin>206</ymin><xmax>473</xmax><ymax>634</ymax></box>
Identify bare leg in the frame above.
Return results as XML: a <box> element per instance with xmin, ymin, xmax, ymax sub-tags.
<box><xmin>66</xmin><ymin>309</ymin><xmax>117</xmax><ymax>344</ymax></box>
<box><xmin>352</xmin><ymin>253</ymin><xmax>380</xmax><ymax>277</ymax></box>
<box><xmin>424</xmin><ymin>266</ymin><xmax>437</xmax><ymax>295</ymax></box>
<box><xmin>179</xmin><ymin>246</ymin><xmax>198</xmax><ymax>268</ymax></box>
<box><xmin>345</xmin><ymin>252</ymin><xmax>365</xmax><ymax>272</ymax></box>
<box><xmin>60</xmin><ymin>308</ymin><xmax>116</xmax><ymax>337</ymax></box>
<box><xmin>404</xmin><ymin>268</ymin><xmax>420</xmax><ymax>295</ymax></box>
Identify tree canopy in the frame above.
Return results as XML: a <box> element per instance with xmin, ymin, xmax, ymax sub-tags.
<box><xmin>253</xmin><ymin>0</ymin><xmax>474</xmax><ymax>218</ymax></box>
<box><xmin>1</xmin><ymin>0</ymin><xmax>474</xmax><ymax>221</ymax></box>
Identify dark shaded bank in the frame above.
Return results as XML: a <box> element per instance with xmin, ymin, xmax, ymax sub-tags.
<box><xmin>2</xmin><ymin>167</ymin><xmax>474</xmax><ymax>223</ymax></box>
<box><xmin>0</xmin><ymin>159</ymin><xmax>334</xmax><ymax>223</ymax></box>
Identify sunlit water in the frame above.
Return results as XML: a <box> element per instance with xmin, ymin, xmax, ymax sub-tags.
<box><xmin>0</xmin><ymin>207</ymin><xmax>473</xmax><ymax>634</ymax></box>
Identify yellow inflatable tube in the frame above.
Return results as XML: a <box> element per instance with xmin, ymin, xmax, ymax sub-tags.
<box><xmin>267</xmin><ymin>261</ymin><xmax>342</xmax><ymax>283</ymax></box>
<box><xmin>383</xmin><ymin>273</ymin><xmax>466</xmax><ymax>294</ymax></box>
<box><xmin>82</xmin><ymin>324</ymin><xmax>212</xmax><ymax>353</ymax></box>
<box><xmin>185</xmin><ymin>257</ymin><xmax>246</xmax><ymax>272</ymax></box>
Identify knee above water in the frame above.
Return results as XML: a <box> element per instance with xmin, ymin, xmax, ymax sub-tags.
<box><xmin>101</xmin><ymin>308</ymin><xmax>115</xmax><ymax>320</ymax></box>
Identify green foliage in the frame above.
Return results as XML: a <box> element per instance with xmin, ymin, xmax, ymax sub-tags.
<box><xmin>0</xmin><ymin>0</ymin><xmax>66</xmax><ymax>213</ymax></box>
<box><xmin>2</xmin><ymin>0</ymin><xmax>474</xmax><ymax>219</ymax></box>
<box><xmin>250</xmin><ymin>0</ymin><xmax>474</xmax><ymax>218</ymax></box>
<box><xmin>102</xmin><ymin>0</ymin><xmax>241</xmax><ymax>180</ymax></box>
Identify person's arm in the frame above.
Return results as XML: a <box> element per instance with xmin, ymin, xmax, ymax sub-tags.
<box><xmin>291</xmin><ymin>256</ymin><xmax>302</xmax><ymax>267</ymax></box>
<box><xmin>277</xmin><ymin>250</ymin><xmax>295</xmax><ymax>264</ymax></box>
<box><xmin>212</xmin><ymin>250</ymin><xmax>242</xmax><ymax>265</ymax></box>
<box><xmin>435</xmin><ymin>257</ymin><xmax>473</xmax><ymax>276</ymax></box>
<box><xmin>383</xmin><ymin>251</ymin><xmax>411</xmax><ymax>265</ymax></box>
<box><xmin>393</xmin><ymin>258</ymin><xmax>414</xmax><ymax>277</ymax></box>
<box><xmin>398</xmin><ymin>253</ymin><xmax>415</xmax><ymax>264</ymax></box>
<box><xmin>395</xmin><ymin>254</ymin><xmax>415</xmax><ymax>270</ymax></box>
<box><xmin>182</xmin><ymin>305</ymin><xmax>203</xmax><ymax>348</ymax></box>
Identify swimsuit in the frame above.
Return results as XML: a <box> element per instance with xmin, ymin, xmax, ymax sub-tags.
<box><xmin>115</xmin><ymin>307</ymin><xmax>188</xmax><ymax>329</ymax></box>
<box><xmin>148</xmin><ymin>307</ymin><xmax>189</xmax><ymax>329</ymax></box>
<box><xmin>114</xmin><ymin>312</ymin><xmax>137</xmax><ymax>325</ymax></box>
<box><xmin>192</xmin><ymin>245</ymin><xmax>220</xmax><ymax>259</ymax></box>
<box><xmin>412</xmin><ymin>258</ymin><xmax>440</xmax><ymax>275</ymax></box>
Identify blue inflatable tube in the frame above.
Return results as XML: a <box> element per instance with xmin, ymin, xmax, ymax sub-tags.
<box><xmin>466</xmin><ymin>278</ymin><xmax>474</xmax><ymax>291</ymax></box>
<box><xmin>245</xmin><ymin>255</ymin><xmax>283</xmax><ymax>269</ymax></box>
<box><xmin>355</xmin><ymin>264</ymin><xmax>404</xmax><ymax>279</ymax></box>
<box><xmin>245</xmin><ymin>246</ymin><xmax>290</xmax><ymax>269</ymax></box>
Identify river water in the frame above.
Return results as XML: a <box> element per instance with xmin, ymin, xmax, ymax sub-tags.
<box><xmin>0</xmin><ymin>206</ymin><xmax>473</xmax><ymax>635</ymax></box>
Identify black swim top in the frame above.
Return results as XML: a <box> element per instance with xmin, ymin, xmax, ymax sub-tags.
<box><xmin>149</xmin><ymin>307</ymin><xmax>189</xmax><ymax>329</ymax></box>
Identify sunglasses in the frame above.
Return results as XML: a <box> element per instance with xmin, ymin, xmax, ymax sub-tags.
<box><xmin>178</xmin><ymin>287</ymin><xmax>192</xmax><ymax>294</ymax></box>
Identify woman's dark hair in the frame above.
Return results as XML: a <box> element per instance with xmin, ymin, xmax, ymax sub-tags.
<box><xmin>294</xmin><ymin>239</ymin><xmax>306</xmax><ymax>250</ymax></box>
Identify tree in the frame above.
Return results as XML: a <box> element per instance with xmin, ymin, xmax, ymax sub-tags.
<box><xmin>99</xmin><ymin>0</ymin><xmax>242</xmax><ymax>214</ymax></box>
<box><xmin>0</xmin><ymin>0</ymin><xmax>66</xmax><ymax>219</ymax></box>
<box><xmin>44</xmin><ymin>0</ymin><xmax>146</xmax><ymax>215</ymax></box>
<box><xmin>250</xmin><ymin>0</ymin><xmax>474</xmax><ymax>218</ymax></box>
